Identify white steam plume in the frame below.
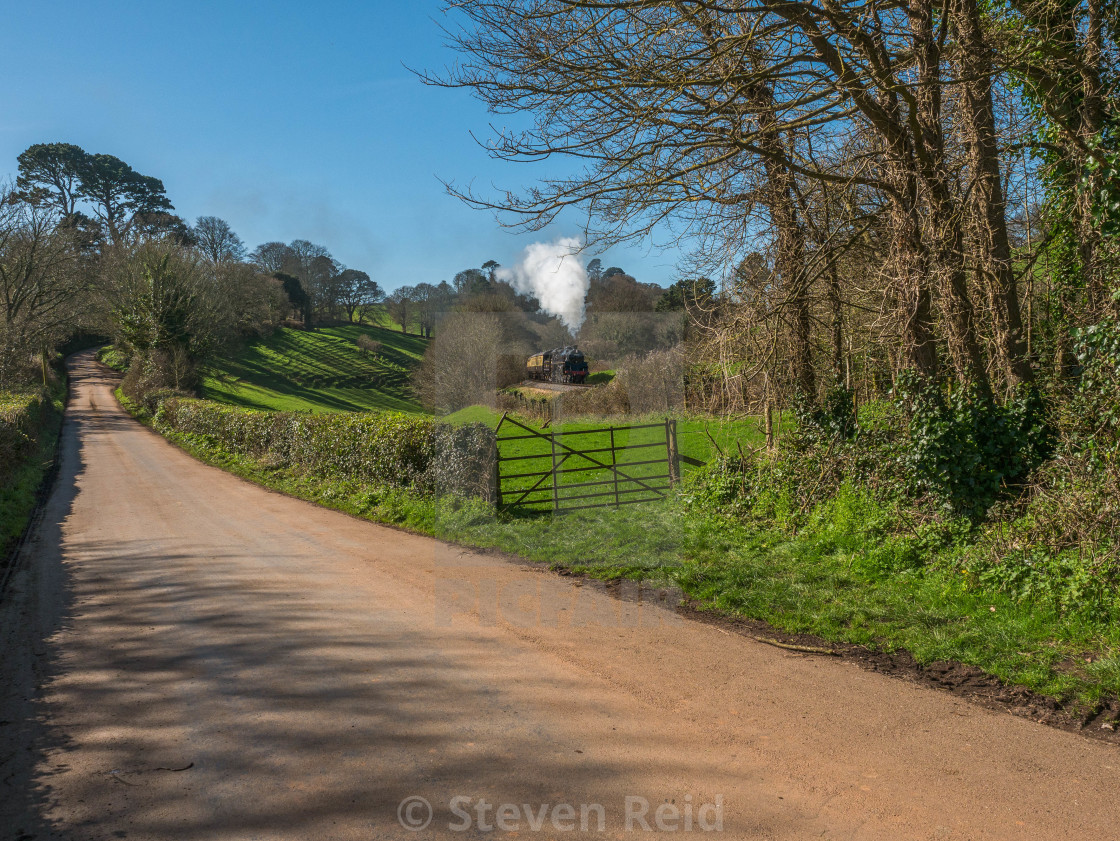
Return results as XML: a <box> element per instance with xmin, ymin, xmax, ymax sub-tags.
<box><xmin>495</xmin><ymin>237</ymin><xmax>589</xmax><ymax>330</ymax></box>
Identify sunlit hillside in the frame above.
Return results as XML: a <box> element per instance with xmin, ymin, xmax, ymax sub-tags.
<box><xmin>201</xmin><ymin>324</ymin><xmax>428</xmax><ymax>413</ymax></box>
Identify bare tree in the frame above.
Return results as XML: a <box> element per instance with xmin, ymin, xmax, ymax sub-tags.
<box><xmin>431</xmin><ymin>0</ymin><xmax>1059</xmax><ymax>398</ymax></box>
<box><xmin>250</xmin><ymin>241</ymin><xmax>293</xmax><ymax>274</ymax></box>
<box><xmin>0</xmin><ymin>191</ymin><xmax>85</xmax><ymax>387</ymax></box>
<box><xmin>193</xmin><ymin>216</ymin><xmax>246</xmax><ymax>265</ymax></box>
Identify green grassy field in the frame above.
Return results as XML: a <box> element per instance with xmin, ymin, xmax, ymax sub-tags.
<box><xmin>356</xmin><ymin>304</ymin><xmax>404</xmax><ymax>331</ymax></box>
<box><xmin>444</xmin><ymin>404</ymin><xmax>785</xmax><ymax>465</ymax></box>
<box><xmin>439</xmin><ymin>404</ymin><xmax>789</xmax><ymax>513</ymax></box>
<box><xmin>201</xmin><ymin>324</ymin><xmax>428</xmax><ymax>413</ymax></box>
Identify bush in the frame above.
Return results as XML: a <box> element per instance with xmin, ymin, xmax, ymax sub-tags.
<box><xmin>615</xmin><ymin>348</ymin><xmax>685</xmax><ymax>414</ymax></box>
<box><xmin>0</xmin><ymin>390</ymin><xmax>54</xmax><ymax>483</ymax></box>
<box><xmin>120</xmin><ymin>352</ymin><xmax>193</xmax><ymax>415</ymax></box>
<box><xmin>894</xmin><ymin>372</ymin><xmax>1052</xmax><ymax>519</ymax></box>
<box><xmin>795</xmin><ymin>385</ymin><xmax>856</xmax><ymax>445</ymax></box>
<box><xmin>96</xmin><ymin>345</ymin><xmax>129</xmax><ymax>372</ymax></box>
<box><xmin>356</xmin><ymin>334</ymin><xmax>382</xmax><ymax>356</ymax></box>
<box><xmin>680</xmin><ymin>454</ymin><xmax>759</xmax><ymax>516</ymax></box>
<box><xmin>961</xmin><ymin>453</ymin><xmax>1120</xmax><ymax>621</ymax></box>
<box><xmin>155</xmin><ymin>398</ymin><xmax>496</xmax><ymax>499</ymax></box>
<box><xmin>1069</xmin><ymin>316</ymin><xmax>1120</xmax><ymax>473</ymax></box>
<box><xmin>1</xmin><ymin>387</ymin><xmax>62</xmax><ymax>559</ymax></box>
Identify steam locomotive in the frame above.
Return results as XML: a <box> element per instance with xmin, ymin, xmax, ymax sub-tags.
<box><xmin>526</xmin><ymin>346</ymin><xmax>589</xmax><ymax>384</ymax></box>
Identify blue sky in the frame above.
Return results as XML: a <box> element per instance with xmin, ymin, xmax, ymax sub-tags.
<box><xmin>0</xmin><ymin>0</ymin><xmax>682</xmax><ymax>290</ymax></box>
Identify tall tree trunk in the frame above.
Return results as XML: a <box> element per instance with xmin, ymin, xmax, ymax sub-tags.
<box><xmin>892</xmin><ymin>190</ymin><xmax>940</xmax><ymax>378</ymax></box>
<box><xmin>819</xmin><ymin>195</ymin><xmax>845</xmax><ymax>385</ymax></box>
<box><xmin>827</xmin><ymin>257</ymin><xmax>844</xmax><ymax>385</ymax></box>
<box><xmin>911</xmin><ymin>0</ymin><xmax>990</xmax><ymax>393</ymax></box>
<box><xmin>756</xmin><ymin>109</ymin><xmax>815</xmax><ymax>401</ymax></box>
<box><xmin>1079</xmin><ymin>0</ymin><xmax>1105</xmax><ymax>315</ymax></box>
<box><xmin>953</xmin><ymin>0</ymin><xmax>1034</xmax><ymax>387</ymax></box>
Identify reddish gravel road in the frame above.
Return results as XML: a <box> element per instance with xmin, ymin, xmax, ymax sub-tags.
<box><xmin>1</xmin><ymin>351</ymin><xmax>1118</xmax><ymax>840</ymax></box>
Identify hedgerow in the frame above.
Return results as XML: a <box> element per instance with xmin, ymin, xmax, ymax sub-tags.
<box><xmin>0</xmin><ymin>391</ymin><xmax>55</xmax><ymax>483</ymax></box>
<box><xmin>1</xmin><ymin>386</ymin><xmax>64</xmax><ymax>560</ymax></box>
<box><xmin>154</xmin><ymin>398</ymin><xmax>495</xmax><ymax>499</ymax></box>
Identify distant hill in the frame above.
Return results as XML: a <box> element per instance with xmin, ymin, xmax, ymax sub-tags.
<box><xmin>201</xmin><ymin>324</ymin><xmax>428</xmax><ymax>413</ymax></box>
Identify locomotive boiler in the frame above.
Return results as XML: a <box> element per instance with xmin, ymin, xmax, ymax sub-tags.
<box><xmin>526</xmin><ymin>346</ymin><xmax>589</xmax><ymax>384</ymax></box>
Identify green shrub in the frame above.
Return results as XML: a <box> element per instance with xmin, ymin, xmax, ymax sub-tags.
<box><xmin>963</xmin><ymin>508</ymin><xmax>1120</xmax><ymax>623</ymax></box>
<box><xmin>155</xmin><ymin>398</ymin><xmax>496</xmax><ymax>499</ymax></box>
<box><xmin>1</xmin><ymin>387</ymin><xmax>63</xmax><ymax>558</ymax></box>
<box><xmin>683</xmin><ymin>418</ymin><xmax>907</xmax><ymax>530</ymax></box>
<box><xmin>894</xmin><ymin>372</ymin><xmax>1052</xmax><ymax>519</ymax></box>
<box><xmin>96</xmin><ymin>345</ymin><xmax>129</xmax><ymax>372</ymax></box>
<box><xmin>680</xmin><ymin>454</ymin><xmax>758</xmax><ymax>515</ymax></box>
<box><xmin>1069</xmin><ymin>316</ymin><xmax>1120</xmax><ymax>473</ymax></box>
<box><xmin>355</xmin><ymin>334</ymin><xmax>382</xmax><ymax>357</ymax></box>
<box><xmin>795</xmin><ymin>385</ymin><xmax>856</xmax><ymax>445</ymax></box>
<box><xmin>0</xmin><ymin>391</ymin><xmax>54</xmax><ymax>482</ymax></box>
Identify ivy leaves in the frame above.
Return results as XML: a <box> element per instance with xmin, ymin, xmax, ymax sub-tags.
<box><xmin>894</xmin><ymin>372</ymin><xmax>1053</xmax><ymax>519</ymax></box>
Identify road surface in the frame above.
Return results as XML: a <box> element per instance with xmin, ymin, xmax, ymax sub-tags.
<box><xmin>1</xmin><ymin>351</ymin><xmax>1117</xmax><ymax>840</ymax></box>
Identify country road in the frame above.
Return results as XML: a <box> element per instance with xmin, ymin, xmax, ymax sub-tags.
<box><xmin>1</xmin><ymin>351</ymin><xmax>1118</xmax><ymax>841</ymax></box>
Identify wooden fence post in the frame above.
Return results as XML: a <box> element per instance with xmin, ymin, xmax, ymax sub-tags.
<box><xmin>764</xmin><ymin>372</ymin><xmax>774</xmax><ymax>451</ymax></box>
<box><xmin>672</xmin><ymin>419</ymin><xmax>680</xmax><ymax>484</ymax></box>
<box><xmin>550</xmin><ymin>427</ymin><xmax>560</xmax><ymax>514</ymax></box>
<box><xmin>493</xmin><ymin>443</ymin><xmax>503</xmax><ymax>509</ymax></box>
<box><xmin>610</xmin><ymin>425</ymin><xmax>619</xmax><ymax>506</ymax></box>
<box><xmin>666</xmin><ymin>417</ymin><xmax>681</xmax><ymax>485</ymax></box>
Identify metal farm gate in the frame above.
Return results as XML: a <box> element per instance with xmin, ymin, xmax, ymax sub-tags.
<box><xmin>494</xmin><ymin>414</ymin><xmax>684</xmax><ymax>514</ymax></box>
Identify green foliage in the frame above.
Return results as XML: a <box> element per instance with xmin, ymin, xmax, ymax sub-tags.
<box><xmin>1069</xmin><ymin>315</ymin><xmax>1120</xmax><ymax>471</ymax></box>
<box><xmin>583</xmin><ymin>370</ymin><xmax>615</xmax><ymax>385</ymax></box>
<box><xmin>894</xmin><ymin>372</ymin><xmax>1052</xmax><ymax>519</ymax></box>
<box><xmin>17</xmin><ymin>142</ymin><xmax>173</xmax><ymax>239</ymax></box>
<box><xmin>963</xmin><ymin>449</ymin><xmax>1120</xmax><ymax>613</ymax></box>
<box><xmin>791</xmin><ymin>483</ymin><xmax>971</xmax><ymax>581</ymax></box>
<box><xmin>115</xmin><ymin>252</ymin><xmax>198</xmax><ymax>357</ymax></box>
<box><xmin>155</xmin><ymin>397</ymin><xmax>495</xmax><ymax>498</ymax></box>
<box><xmin>654</xmin><ymin>277</ymin><xmax>715</xmax><ymax>312</ymax></box>
<box><xmin>15</xmin><ymin>142</ymin><xmax>86</xmax><ymax>215</ymax></box>
<box><xmin>963</xmin><ymin>540</ymin><xmax>1120</xmax><ymax>626</ymax></box>
<box><xmin>106</xmin><ymin>242</ymin><xmax>236</xmax><ymax>395</ymax></box>
<box><xmin>794</xmin><ymin>385</ymin><xmax>856</xmax><ymax>445</ymax></box>
<box><xmin>0</xmin><ymin>390</ymin><xmax>54</xmax><ymax>480</ymax></box>
<box><xmin>76</xmin><ymin>151</ymin><xmax>173</xmax><ymax>231</ymax></box>
<box><xmin>680</xmin><ymin>455</ymin><xmax>757</xmax><ymax>515</ymax></box>
<box><xmin>1084</xmin><ymin>141</ymin><xmax>1120</xmax><ymax>240</ymax></box>
<box><xmin>682</xmin><ymin>404</ymin><xmax>905</xmax><ymax>531</ymax></box>
<box><xmin>0</xmin><ymin>384</ymin><xmax>63</xmax><ymax>559</ymax></box>
<box><xmin>96</xmin><ymin>345</ymin><xmax>129</xmax><ymax>372</ymax></box>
